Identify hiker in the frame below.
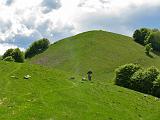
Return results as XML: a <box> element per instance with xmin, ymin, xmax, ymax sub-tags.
<box><xmin>87</xmin><ymin>71</ymin><xmax>92</xmax><ymax>81</ymax></box>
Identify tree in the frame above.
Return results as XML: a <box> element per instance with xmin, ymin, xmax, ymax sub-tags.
<box><xmin>133</xmin><ymin>28</ymin><xmax>151</xmax><ymax>45</ymax></box>
<box><xmin>2</xmin><ymin>48</ymin><xmax>14</xmax><ymax>59</ymax></box>
<box><xmin>2</xmin><ymin>48</ymin><xmax>24</xmax><ymax>63</ymax></box>
<box><xmin>115</xmin><ymin>64</ymin><xmax>141</xmax><ymax>88</ymax></box>
<box><xmin>133</xmin><ymin>29</ymin><xmax>142</xmax><ymax>43</ymax></box>
<box><xmin>25</xmin><ymin>38</ymin><xmax>50</xmax><ymax>58</ymax></box>
<box><xmin>147</xmin><ymin>32</ymin><xmax>160</xmax><ymax>51</ymax></box>
<box><xmin>12</xmin><ymin>48</ymin><xmax>24</xmax><ymax>63</ymax></box>
<box><xmin>145</xmin><ymin>43</ymin><xmax>153</xmax><ymax>56</ymax></box>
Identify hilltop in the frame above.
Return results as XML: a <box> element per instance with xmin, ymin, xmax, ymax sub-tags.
<box><xmin>30</xmin><ymin>30</ymin><xmax>160</xmax><ymax>82</ymax></box>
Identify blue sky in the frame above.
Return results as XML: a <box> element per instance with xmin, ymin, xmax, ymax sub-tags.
<box><xmin>0</xmin><ymin>0</ymin><xmax>160</xmax><ymax>54</ymax></box>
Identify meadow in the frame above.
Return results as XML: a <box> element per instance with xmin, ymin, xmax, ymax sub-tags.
<box><xmin>0</xmin><ymin>30</ymin><xmax>160</xmax><ymax>120</ymax></box>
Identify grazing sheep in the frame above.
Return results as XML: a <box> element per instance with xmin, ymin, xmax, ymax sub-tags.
<box><xmin>24</xmin><ymin>75</ymin><xmax>31</xmax><ymax>79</ymax></box>
<box><xmin>82</xmin><ymin>77</ymin><xmax>86</xmax><ymax>81</ymax></box>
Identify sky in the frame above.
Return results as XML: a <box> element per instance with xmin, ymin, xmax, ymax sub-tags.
<box><xmin>0</xmin><ymin>0</ymin><xmax>160</xmax><ymax>55</ymax></box>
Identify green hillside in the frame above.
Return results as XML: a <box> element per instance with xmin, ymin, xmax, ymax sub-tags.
<box><xmin>30</xmin><ymin>30</ymin><xmax>160</xmax><ymax>82</ymax></box>
<box><xmin>1</xmin><ymin>30</ymin><xmax>160</xmax><ymax>120</ymax></box>
<box><xmin>0</xmin><ymin>61</ymin><xmax>160</xmax><ymax>120</ymax></box>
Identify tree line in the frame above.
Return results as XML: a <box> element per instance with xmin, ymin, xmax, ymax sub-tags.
<box><xmin>133</xmin><ymin>28</ymin><xmax>160</xmax><ymax>55</ymax></box>
<box><xmin>1</xmin><ymin>38</ymin><xmax>50</xmax><ymax>63</ymax></box>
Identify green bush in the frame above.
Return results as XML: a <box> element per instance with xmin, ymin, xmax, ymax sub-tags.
<box><xmin>130</xmin><ymin>70</ymin><xmax>144</xmax><ymax>92</ymax></box>
<box><xmin>115</xmin><ymin>64</ymin><xmax>141</xmax><ymax>88</ymax></box>
<box><xmin>25</xmin><ymin>38</ymin><xmax>50</xmax><ymax>58</ymax></box>
<box><xmin>2</xmin><ymin>48</ymin><xmax>24</xmax><ymax>63</ymax></box>
<box><xmin>3</xmin><ymin>56</ymin><xmax>15</xmax><ymax>62</ymax></box>
<box><xmin>2</xmin><ymin>48</ymin><xmax>14</xmax><ymax>59</ymax></box>
<box><xmin>115</xmin><ymin>64</ymin><xmax>160</xmax><ymax>97</ymax></box>
<box><xmin>12</xmin><ymin>48</ymin><xmax>24</xmax><ymax>63</ymax></box>
<box><xmin>133</xmin><ymin>28</ymin><xmax>151</xmax><ymax>45</ymax></box>
<box><xmin>147</xmin><ymin>32</ymin><xmax>160</xmax><ymax>52</ymax></box>
<box><xmin>153</xmin><ymin>75</ymin><xmax>160</xmax><ymax>97</ymax></box>
<box><xmin>145</xmin><ymin>43</ymin><xmax>153</xmax><ymax>55</ymax></box>
<box><xmin>131</xmin><ymin>67</ymin><xmax>159</xmax><ymax>94</ymax></box>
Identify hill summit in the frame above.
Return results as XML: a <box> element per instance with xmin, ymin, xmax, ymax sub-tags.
<box><xmin>30</xmin><ymin>30</ymin><xmax>160</xmax><ymax>82</ymax></box>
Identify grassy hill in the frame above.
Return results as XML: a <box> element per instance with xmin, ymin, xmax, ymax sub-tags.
<box><xmin>1</xmin><ymin>30</ymin><xmax>160</xmax><ymax>120</ymax></box>
<box><xmin>30</xmin><ymin>30</ymin><xmax>160</xmax><ymax>82</ymax></box>
<box><xmin>0</xmin><ymin>61</ymin><xmax>160</xmax><ymax>120</ymax></box>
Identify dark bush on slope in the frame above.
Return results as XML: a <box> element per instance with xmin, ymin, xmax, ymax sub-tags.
<box><xmin>12</xmin><ymin>48</ymin><xmax>24</xmax><ymax>63</ymax></box>
<box><xmin>145</xmin><ymin>43</ymin><xmax>153</xmax><ymax>55</ymax></box>
<box><xmin>147</xmin><ymin>31</ymin><xmax>160</xmax><ymax>52</ymax></box>
<box><xmin>115</xmin><ymin>64</ymin><xmax>141</xmax><ymax>88</ymax></box>
<box><xmin>115</xmin><ymin>64</ymin><xmax>160</xmax><ymax>97</ymax></box>
<box><xmin>133</xmin><ymin>28</ymin><xmax>151</xmax><ymax>45</ymax></box>
<box><xmin>153</xmin><ymin>75</ymin><xmax>160</xmax><ymax>97</ymax></box>
<box><xmin>3</xmin><ymin>48</ymin><xmax>24</xmax><ymax>63</ymax></box>
<box><xmin>2</xmin><ymin>48</ymin><xmax>14</xmax><ymax>60</ymax></box>
<box><xmin>131</xmin><ymin>67</ymin><xmax>159</xmax><ymax>94</ymax></box>
<box><xmin>25</xmin><ymin>38</ymin><xmax>50</xmax><ymax>58</ymax></box>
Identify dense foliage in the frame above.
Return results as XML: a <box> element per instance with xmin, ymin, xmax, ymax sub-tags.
<box><xmin>153</xmin><ymin>75</ymin><xmax>160</xmax><ymax>97</ymax></box>
<box><xmin>147</xmin><ymin>31</ymin><xmax>160</xmax><ymax>51</ymax></box>
<box><xmin>115</xmin><ymin>64</ymin><xmax>160</xmax><ymax>97</ymax></box>
<box><xmin>2</xmin><ymin>48</ymin><xmax>14</xmax><ymax>59</ymax></box>
<box><xmin>145</xmin><ymin>43</ymin><xmax>153</xmax><ymax>55</ymax></box>
<box><xmin>133</xmin><ymin>28</ymin><xmax>160</xmax><ymax>52</ymax></box>
<box><xmin>115</xmin><ymin>64</ymin><xmax>141</xmax><ymax>88</ymax></box>
<box><xmin>2</xmin><ymin>48</ymin><xmax>24</xmax><ymax>63</ymax></box>
<box><xmin>12</xmin><ymin>48</ymin><xmax>25</xmax><ymax>63</ymax></box>
<box><xmin>133</xmin><ymin>28</ymin><xmax>151</xmax><ymax>45</ymax></box>
<box><xmin>131</xmin><ymin>67</ymin><xmax>159</xmax><ymax>94</ymax></box>
<box><xmin>25</xmin><ymin>38</ymin><xmax>50</xmax><ymax>58</ymax></box>
<box><xmin>3</xmin><ymin>56</ymin><xmax>15</xmax><ymax>62</ymax></box>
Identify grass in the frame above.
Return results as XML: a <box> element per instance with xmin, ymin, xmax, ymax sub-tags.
<box><xmin>0</xmin><ymin>61</ymin><xmax>160</xmax><ymax>120</ymax></box>
<box><xmin>30</xmin><ymin>30</ymin><xmax>160</xmax><ymax>82</ymax></box>
<box><xmin>1</xmin><ymin>30</ymin><xmax>160</xmax><ymax>119</ymax></box>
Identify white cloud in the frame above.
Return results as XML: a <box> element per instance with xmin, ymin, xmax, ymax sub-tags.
<box><xmin>0</xmin><ymin>0</ymin><xmax>160</xmax><ymax>55</ymax></box>
<box><xmin>0</xmin><ymin>43</ymin><xmax>24</xmax><ymax>55</ymax></box>
<box><xmin>41</xmin><ymin>0</ymin><xmax>61</xmax><ymax>13</ymax></box>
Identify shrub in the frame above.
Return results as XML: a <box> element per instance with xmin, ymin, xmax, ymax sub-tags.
<box><xmin>115</xmin><ymin>64</ymin><xmax>141</xmax><ymax>88</ymax></box>
<box><xmin>131</xmin><ymin>67</ymin><xmax>159</xmax><ymax>94</ymax></box>
<box><xmin>153</xmin><ymin>75</ymin><xmax>160</xmax><ymax>97</ymax></box>
<box><xmin>2</xmin><ymin>48</ymin><xmax>14</xmax><ymax>59</ymax></box>
<box><xmin>133</xmin><ymin>28</ymin><xmax>151</xmax><ymax>45</ymax></box>
<box><xmin>147</xmin><ymin>32</ymin><xmax>160</xmax><ymax>52</ymax></box>
<box><xmin>25</xmin><ymin>38</ymin><xmax>50</xmax><ymax>58</ymax></box>
<box><xmin>3</xmin><ymin>56</ymin><xmax>15</xmax><ymax>62</ymax></box>
<box><xmin>130</xmin><ymin>70</ymin><xmax>144</xmax><ymax>92</ymax></box>
<box><xmin>115</xmin><ymin>64</ymin><xmax>160</xmax><ymax>97</ymax></box>
<box><xmin>2</xmin><ymin>48</ymin><xmax>24</xmax><ymax>63</ymax></box>
<box><xmin>12</xmin><ymin>48</ymin><xmax>24</xmax><ymax>63</ymax></box>
<box><xmin>145</xmin><ymin>43</ymin><xmax>153</xmax><ymax>55</ymax></box>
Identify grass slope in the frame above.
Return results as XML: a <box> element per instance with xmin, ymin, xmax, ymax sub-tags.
<box><xmin>1</xmin><ymin>30</ymin><xmax>160</xmax><ymax>120</ymax></box>
<box><xmin>30</xmin><ymin>30</ymin><xmax>160</xmax><ymax>82</ymax></box>
<box><xmin>0</xmin><ymin>61</ymin><xmax>160</xmax><ymax>120</ymax></box>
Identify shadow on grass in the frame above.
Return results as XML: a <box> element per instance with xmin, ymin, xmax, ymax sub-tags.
<box><xmin>146</xmin><ymin>54</ymin><xmax>153</xmax><ymax>58</ymax></box>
